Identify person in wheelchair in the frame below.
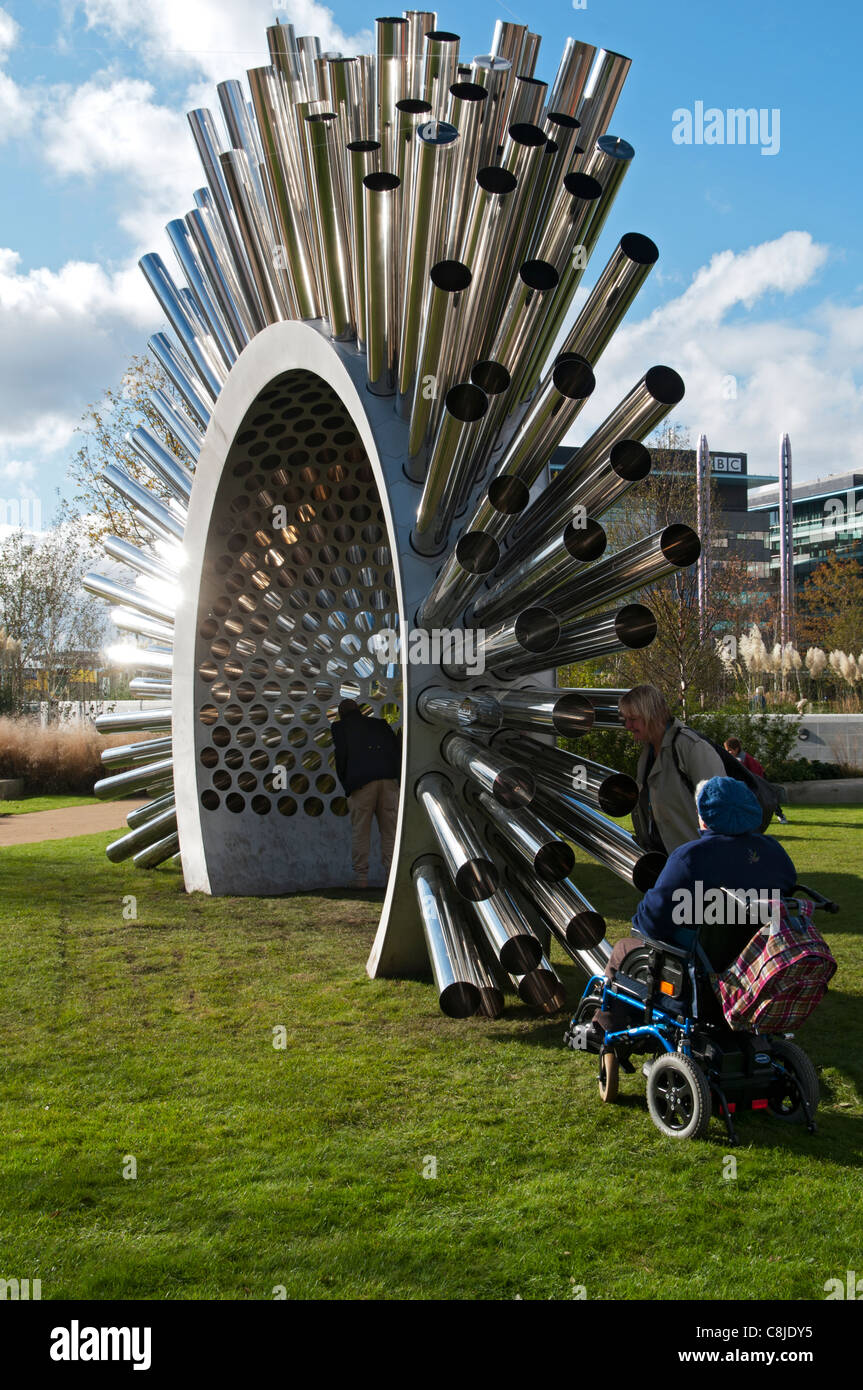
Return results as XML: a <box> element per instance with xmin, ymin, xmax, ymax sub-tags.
<box><xmin>570</xmin><ymin>776</ymin><xmax>798</xmax><ymax>1049</ymax></box>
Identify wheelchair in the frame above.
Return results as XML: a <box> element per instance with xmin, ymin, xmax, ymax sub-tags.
<box><xmin>564</xmin><ymin>884</ymin><xmax>838</xmax><ymax>1143</ymax></box>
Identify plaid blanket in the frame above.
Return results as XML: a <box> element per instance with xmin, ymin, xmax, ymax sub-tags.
<box><xmin>715</xmin><ymin>896</ymin><xmax>837</xmax><ymax>1033</ymax></box>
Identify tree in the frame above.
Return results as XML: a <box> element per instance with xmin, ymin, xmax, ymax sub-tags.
<box><xmin>0</xmin><ymin>524</ymin><xmax>108</xmax><ymax>711</ymax></box>
<box><xmin>585</xmin><ymin>422</ymin><xmax>764</xmax><ymax>718</ymax></box>
<box><xmin>796</xmin><ymin>551</ymin><xmax>863</xmax><ymax>654</ymax></box>
<box><xmin>69</xmin><ymin>353</ymin><xmax>196</xmax><ymax>546</ymax></box>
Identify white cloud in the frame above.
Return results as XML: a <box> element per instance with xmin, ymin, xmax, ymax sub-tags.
<box><xmin>0</xmin><ymin>8</ymin><xmax>36</xmax><ymax>143</ymax></box>
<box><xmin>0</xmin><ymin>7</ymin><xmax>19</xmax><ymax>60</ymax></box>
<box><xmin>564</xmin><ymin>231</ymin><xmax>862</xmax><ymax>482</ymax></box>
<box><xmin>76</xmin><ymin>0</ymin><xmax>373</xmax><ymax>81</ymax></box>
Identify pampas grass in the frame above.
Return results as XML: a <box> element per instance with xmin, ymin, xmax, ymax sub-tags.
<box><xmin>0</xmin><ymin>717</ymin><xmax>159</xmax><ymax>794</ymax></box>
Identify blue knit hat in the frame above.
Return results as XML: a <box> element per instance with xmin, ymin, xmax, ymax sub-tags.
<box><xmin>696</xmin><ymin>776</ymin><xmax>762</xmax><ymax>834</ymax></box>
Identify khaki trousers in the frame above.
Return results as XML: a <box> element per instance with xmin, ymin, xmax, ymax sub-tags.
<box><xmin>347</xmin><ymin>778</ymin><xmax>399</xmax><ymax>879</ymax></box>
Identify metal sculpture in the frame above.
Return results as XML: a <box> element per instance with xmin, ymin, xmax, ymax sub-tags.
<box><xmin>84</xmin><ymin>13</ymin><xmax>700</xmax><ymax>1018</ymax></box>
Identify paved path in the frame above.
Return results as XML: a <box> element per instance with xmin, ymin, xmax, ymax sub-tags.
<box><xmin>0</xmin><ymin>800</ymin><xmax>150</xmax><ymax>847</ymax></box>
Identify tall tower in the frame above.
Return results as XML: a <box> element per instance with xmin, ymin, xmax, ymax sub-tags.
<box><xmin>695</xmin><ymin>432</ymin><xmax>711</xmax><ymax>640</ymax></box>
<box><xmin>778</xmin><ymin>432</ymin><xmax>795</xmax><ymax>647</ymax></box>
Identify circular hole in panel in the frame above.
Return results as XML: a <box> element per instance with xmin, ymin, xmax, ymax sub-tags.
<box><xmin>212</xmin><ymin>726</ymin><xmax>230</xmax><ymax>747</ymax></box>
<box><xmin>224</xmin><ymin>574</ymin><xmax>244</xmax><ymax>595</ymax></box>
<box><xmin>340</xmin><ymin>680</ymin><xmax>361</xmax><ymax>700</ymax></box>
<box><xmin>249</xmin><ymin>616</ymin><xmax>268</xmax><ymax>635</ymax></box>
<box><xmin>200</xmin><ymin>618</ymin><xmax>218</xmax><ymax>640</ymax></box>
<box><xmin>314</xmin><ymin>727</ymin><xmax>334</xmax><ymax>748</ymax></box>
<box><xmin>201</xmin><ymin>790</ymin><xmax>220</xmax><ymax>810</ymax></box>
<box><xmin>199</xmin><ymin>704</ymin><xmax>218</xmax><ymax>726</ymax></box>
<box><xmin>211</xmin><ymin>681</ymin><xmax>231</xmax><ymax>704</ymax></box>
<box><xmin>238</xmin><ymin>772</ymin><xmax>257</xmax><ymax>792</ymax></box>
<box><xmin>339</xmin><ymin>484</ymin><xmax>360</xmax><ymax>502</ymax></box>
<box><xmin>224</xmin><ymin>704</ymin><xmax>243</xmax><ymax>725</ymax></box>
<box><xmin>299</xmin><ymin>703</ymin><xmax>320</xmax><ymax>726</ymax></box>
<box><xmin>288</xmin><ymin>727</ymin><xmax>307</xmax><ymax>747</ymax></box>
<box><xmin>237</xmin><ymin>594</ymin><xmax>258</xmax><ymax>614</ymax></box>
<box><xmin>340</xmin><ymin>634</ymin><xmax>361</xmax><ymax>655</ymax></box>
<box><xmin>345</xmin><ymin>545</ymin><xmax>367</xmax><ymax>565</ymax></box>
<box><xmin>224</xmin><ymin>616</ymin><xmax>244</xmax><ymax>635</ymax></box>
<box><xmin>350</xmin><ymin>504</ymin><xmax>371</xmax><ymax>522</ymax></box>
<box><xmin>261</xmin><ymin>726</ymin><xmax>281</xmax><ymax>747</ymax></box>
<box><xmin>224</xmin><ymin>749</ymin><xmax>244</xmax><ymax>770</ymax></box>
<box><xmin>290</xmin><ymin>773</ymin><xmax>309</xmax><ymax>793</ymax></box>
<box><xmin>251</xmin><ymin>795</ymin><xmax>271</xmax><ymax>815</ymax></box>
<box><xmin>213</xmin><ymin>769</ymin><xmax>232</xmax><ymax>790</ymax></box>
<box><xmin>277</xmin><ymin>796</ymin><xmax>298</xmax><ymax>817</ymax></box>
<box><xmin>299</xmin><ymin>657</ymin><xmax>321</xmax><ymax>679</ymax></box>
<box><xmin>212</xmin><ymin>597</ymin><xmax>230</xmax><ymax>617</ymax></box>
<box><xmin>274</xmin><ymin>703</ymin><xmax>292</xmax><ymax>724</ymax></box>
<box><xmin>211</xmin><ymin>638</ymin><xmax>231</xmax><ymax>660</ymax></box>
<box><xmin>225</xmin><ymin>793</ymin><xmax>245</xmax><ymax>814</ymax></box>
<box><xmin>304</xmin><ymin>798</ymin><xmax>324</xmax><ymax>816</ymax></box>
<box><xmin>313</xmin><ymin>681</ymin><xmax>334</xmax><ymax>702</ymax></box>
<box><xmin>236</xmin><ymin>681</ymin><xmax>256</xmax><ymax>702</ymax></box>
<box><xmin>316</xmin><ymin>774</ymin><xmax>336</xmax><ymax>794</ymax></box>
<box><xmin>353</xmin><ymin>657</ymin><xmax>375</xmax><ymax>679</ymax></box>
<box><xmin>248</xmin><ymin>658</ymin><xmax>269</xmax><ymax>680</ymax></box>
<box><xmin>250</xmin><ymin>749</ymin><xmax>269</xmax><ymax>771</ymax></box>
<box><xmin>331</xmin><ymin>796</ymin><xmax>348</xmax><ymax>817</ymax></box>
<box><xmin>248</xmin><ymin>704</ymin><xmax>268</xmax><ymax>725</ymax></box>
<box><xmin>236</xmin><ymin>726</ymin><xmax>256</xmax><ymax>747</ymax></box>
<box><xmin>301</xmin><ymin>749</ymin><xmax>322</xmax><ymax>771</ymax></box>
<box><xmin>224</xmin><ymin>659</ymin><xmax>244</xmax><ymax>680</ymax></box>
<box><xmin>262</xmin><ymin>681</ymin><xmax>281</xmax><ymax>701</ymax></box>
<box><xmin>235</xmin><ymin>638</ymin><xmax>257</xmax><ymax>657</ymax></box>
<box><xmin>200</xmin><ymin>747</ymin><xmax>219</xmax><ymax>769</ymax></box>
<box><xmin>227</xmin><ymin>533</ymin><xmax>247</xmax><ymax>553</ymax></box>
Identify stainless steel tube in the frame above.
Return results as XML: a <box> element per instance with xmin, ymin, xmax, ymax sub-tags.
<box><xmin>110</xmin><ymin>607</ymin><xmax>175</xmax><ymax>644</ymax></box>
<box><xmin>415</xmin><ymin>529</ymin><xmax>501</xmax><ymax>629</ymax></box>
<box><xmin>376</xmin><ymin>16</ymin><xmax>408</xmax><ymax>168</ymax></box>
<box><xmin>129</xmin><ymin>678</ymin><xmax>172</xmax><ymax>699</ymax></box>
<box><xmin>417</xmin><ymin>686</ymin><xmax>503</xmax><ymax>733</ymax></box>
<box><xmin>139</xmin><ymin>253</ymin><xmax>223</xmax><ymax>400</ymax></box>
<box><xmin>471</xmin><ymin>516</ymin><xmax>606</xmax><ymax>624</ymax></box>
<box><xmin>444</xmin><ymin>82</ymin><xmax>489</xmax><ymax>253</ymax></box>
<box><xmin>100</xmin><ymin>737</ymin><xmax>173</xmax><ymax>767</ymax></box>
<box><xmin>133</xmin><ymin>830</ymin><xmax>180</xmax><ymax>870</ymax></box>
<box><xmin>497</xmin><ymin>687</ymin><xmax>595</xmax><ymax>737</ymax></box>
<box><xmin>547</xmin><ymin>38</ymin><xmax>597</xmax><ymax>118</ymax></box>
<box><xmin>398</xmin><ymin>120</ymin><xmax>460</xmax><ymax>414</ymax></box>
<box><xmin>476</xmin><ymin>789</ymin><xmax>574</xmax><ymax>883</ymax></box>
<box><xmin>511</xmin><ymin>76</ymin><xmax>547</xmax><ymax>127</ymax></box>
<box><xmin>106</xmin><ymin>806</ymin><xmax>178</xmax><ymax>863</ymax></box>
<box><xmin>149</xmin><ymin>386</ymin><xmax>203</xmax><ymax>463</ymax></box>
<box><xmin>148</xmin><ymin>333</ymin><xmax>212</xmax><ymax>432</ymax></box>
<box><xmin>511</xmin><ymin>439</ymin><xmax>650</xmax><ymax>554</ymax></box>
<box><xmin>412</xmin><ymin>382</ymin><xmax>488</xmax><ymax>553</ymax></box>
<box><xmin>346</xmin><ymin>140</ymin><xmax>381</xmax><ymax>350</ymax></box>
<box><xmin>94</xmin><ymin>757</ymin><xmax>174</xmax><ymax>800</ymax></box>
<box><xmin>302</xmin><ymin>112</ymin><xmax>355</xmax><ymax>339</ymax></box>
<box><xmin>102</xmin><ymin>535</ymin><xmax>178</xmax><ymax>585</ymax></box>
<box><xmin>535</xmin><ymin>790</ymin><xmax>665</xmax><ymax>893</ymax></box>
<box><xmin>441</xmin><ymin>731</ymin><xmax>535</xmax><ymax>808</ymax></box>
<box><xmin>469</xmin><ymin>55</ymin><xmax>512</xmax><ymax>164</ymax></box>
<box><xmin>405</xmin><ymin>12</ymin><xmax>438</xmax><ymax>97</ymax></box>
<box><xmin>165</xmin><ymin>218</ymin><xmax>236</xmax><ymax>371</ymax></box>
<box><xmin>129</xmin><ymin>425</ymin><xmax>193</xmax><ymax>503</ymax></box>
<box><xmin>575</xmin><ymin>49</ymin><xmax>632</xmax><ymax>159</ymax></box>
<box><xmin>394</xmin><ymin>99</ymin><xmax>431</xmax><ymax>300</ymax></box>
<box><xmin>502</xmin><ymin>854</ymin><xmax>608</xmax><ymax>968</ymax></box>
<box><xmin>423</xmin><ymin>30</ymin><xmax>461</xmax><ymax>118</ymax></box>
<box><xmin>548</xmin><ymin>525</ymin><xmax>702</xmax><ymax>623</ymax></box>
<box><xmin>491</xmin><ymin>731</ymin><xmax>637</xmax><ymax>817</ymax></box>
<box><xmin>488</xmin><ymin>259</ymin><xmax>559</xmax><ymax>375</ymax></box>
<box><xmin>97</xmin><ymin>466</ymin><xmax>186</xmax><ymax>543</ymax></box>
<box><xmin>558</xmin><ymin>232</ymin><xmax>659</xmax><ymax>366</ymax></box>
<box><xmin>466</xmin><ymin>359</ymin><xmax>511</xmax><ymax>484</ymax></box>
<box><xmin>442</xmin><ymin>605</ymin><xmax>559</xmax><ymax>678</ymax></box>
<box><xmin>416</xmin><ymin>772</ymin><xmax>499</xmax><ymax>900</ymax></box>
<box><xmin>405</xmin><ymin>256</ymin><xmax>471</xmax><ymax>461</ymax></box>
<box><xmin>501</xmin><ymin>602</ymin><xmax>657</xmax><ymax>677</ymax></box>
<box><xmin>83</xmin><ymin>569</ymin><xmax>175</xmax><ymax>624</ymax></box>
<box><xmin>413</xmin><ymin>855</ymin><xmax>482</xmax><ymax>1017</ymax></box>
<box><xmin>363</xmin><ymin>171</ymin><xmax>401</xmax><ymax>394</ymax></box>
<box><xmin>467</xmin><ymin>887</ymin><xmax>543</xmax><ymax>974</ymax></box>
<box><xmin>125</xmin><ymin>792</ymin><xmax>176</xmax><ymax>828</ymax></box>
<box><xmin>452</xmin><ymin>165</ymin><xmax>517</xmax><ymax>372</ymax></box>
<box><xmin>218</xmin><ymin>148</ymin><xmax>289</xmax><ymax>323</ymax></box>
<box><xmin>93</xmin><ymin>709</ymin><xmax>172</xmax><ymax>735</ymax></box>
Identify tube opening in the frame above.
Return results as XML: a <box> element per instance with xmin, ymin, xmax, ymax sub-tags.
<box><xmin>521</xmin><ymin>259</ymin><xmax>559</xmax><ymax>293</ymax></box>
<box><xmin>455</xmin><ymin>530</ymin><xmax>500</xmax><ymax>574</ymax></box>
<box><xmin>616</xmin><ymin>603</ymin><xmax>658</xmax><ymax>649</ymax></box>
<box><xmin>598</xmin><ymin>773</ymin><xmax>639</xmax><ymax>818</ymax></box>
<box><xmin>564</xmin><ymin>516</ymin><xmax>606</xmax><ymax>562</ymax></box>
<box><xmin>534</xmin><ymin>837</ymin><xmax>575</xmax><ymax>882</ymax></box>
<box><xmin>644</xmin><ymin>365</ymin><xmax>686</xmax><ymax>405</ymax></box>
<box><xmin>553</xmin><ymin>354</ymin><xmax>595</xmax><ymax>400</ymax></box>
<box><xmin>514</xmin><ymin>606</ymin><xmax>560</xmax><ymax>654</ymax></box>
<box><xmin>633</xmin><ymin>851</ymin><xmax>667</xmax><ymax>893</ymax></box>
<box><xmin>552</xmin><ymin>692</ymin><xmax>595</xmax><ymax>736</ymax></box>
<box><xmin>488</xmin><ymin>474</ymin><xmax>530</xmax><ymax>514</ymax></box>
<box><xmin>450</xmin><ymin>82</ymin><xmax>488</xmax><ymax>102</ymax></box>
<box><xmin>620</xmin><ymin>231</ymin><xmax>660</xmax><ymax>265</ymax></box>
<box><xmin>568</xmin><ymin>911</ymin><xmax>606</xmax><ymax>949</ymax></box>
<box><xmin>445</xmin><ymin>382</ymin><xmax>488</xmax><ymax>423</ymax></box>
<box><xmin>348</xmin><ymin>139</ymin><xmax>382</xmax><ymax>152</ymax></box>
<box><xmin>564</xmin><ymin>172</ymin><xmax>602</xmax><ymax>202</ymax></box>
<box><xmin>430</xmin><ymin>259</ymin><xmax>472</xmax><ymax>294</ymax></box>
<box><xmin>471</xmin><ymin>360</ymin><xmax>510</xmax><ymax>396</ymax></box>
<box><xmin>493</xmin><ymin>767</ymin><xmax>536</xmax><ymax>809</ymax></box>
<box><xmin>439</xmin><ymin>981</ymin><xmax>482</xmax><ymax>1019</ymax></box>
<box><xmin>500</xmin><ymin>934</ymin><xmax>543</xmax><ymax>973</ymax></box>
<box><xmin>610</xmin><ymin>438</ymin><xmax>651</xmax><ymax>481</ymax></box>
<box><xmin>661</xmin><ymin>523</ymin><xmax>701</xmax><ymax>566</ymax></box>
<box><xmin>454</xmin><ymin>856</ymin><xmax>500</xmax><ymax>900</ymax></box>
<box><xmin>363</xmin><ymin>172</ymin><xmax>401</xmax><ymax>192</ymax></box>
<box><xmin>477</xmin><ymin>166</ymin><xmax>518</xmax><ymax>195</ymax></box>
<box><xmin>507</xmin><ymin>122</ymin><xmax>547</xmax><ymax>148</ymax></box>
<box><xmin>547</xmin><ymin>111</ymin><xmax>581</xmax><ymax>130</ymax></box>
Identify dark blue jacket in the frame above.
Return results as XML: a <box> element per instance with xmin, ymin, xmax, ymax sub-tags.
<box><xmin>332</xmin><ymin>713</ymin><xmax>401</xmax><ymax>795</ymax></box>
<box><xmin>632</xmin><ymin>827</ymin><xmax>797</xmax><ymax>967</ymax></box>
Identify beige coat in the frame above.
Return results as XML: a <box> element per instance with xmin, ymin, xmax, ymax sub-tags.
<box><xmin>631</xmin><ymin>718</ymin><xmax>726</xmax><ymax>854</ymax></box>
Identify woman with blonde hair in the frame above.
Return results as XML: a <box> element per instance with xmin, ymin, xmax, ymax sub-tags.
<box><xmin>619</xmin><ymin>684</ymin><xmax>725</xmax><ymax>854</ymax></box>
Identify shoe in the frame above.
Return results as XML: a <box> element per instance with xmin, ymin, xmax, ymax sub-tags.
<box><xmin>776</xmin><ymin>814</ymin><xmax>788</xmax><ymax>825</ymax></box>
<box><xmin>565</xmin><ymin>1021</ymin><xmax>605</xmax><ymax>1053</ymax></box>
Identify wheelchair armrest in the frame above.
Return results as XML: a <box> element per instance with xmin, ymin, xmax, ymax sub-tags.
<box><xmin>632</xmin><ymin>933</ymin><xmax>695</xmax><ymax>962</ymax></box>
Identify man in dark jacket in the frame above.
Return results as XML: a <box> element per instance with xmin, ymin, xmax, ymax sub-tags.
<box><xmin>332</xmin><ymin>699</ymin><xmax>401</xmax><ymax>889</ymax></box>
<box><xmin>569</xmin><ymin>777</ymin><xmax>797</xmax><ymax>1045</ymax></box>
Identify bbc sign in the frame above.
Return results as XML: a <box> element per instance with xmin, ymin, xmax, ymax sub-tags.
<box><xmin>711</xmin><ymin>453</ymin><xmax>747</xmax><ymax>474</ymax></box>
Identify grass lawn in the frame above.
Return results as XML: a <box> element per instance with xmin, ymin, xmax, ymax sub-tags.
<box><xmin>0</xmin><ymin>805</ymin><xmax>860</xmax><ymax>1301</ymax></box>
<box><xmin>0</xmin><ymin>794</ymin><xmax>100</xmax><ymax>816</ymax></box>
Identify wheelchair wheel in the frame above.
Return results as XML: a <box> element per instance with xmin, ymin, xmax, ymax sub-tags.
<box><xmin>646</xmin><ymin>1054</ymin><xmax>711</xmax><ymax>1140</ymax></box>
<box><xmin>599</xmin><ymin>1051</ymin><xmax>619</xmax><ymax>1103</ymax></box>
<box><xmin>768</xmin><ymin>1040</ymin><xmax>819</xmax><ymax>1123</ymax></box>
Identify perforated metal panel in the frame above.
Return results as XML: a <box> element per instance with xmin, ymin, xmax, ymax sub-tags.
<box><xmin>192</xmin><ymin>368</ymin><xmax>401</xmax><ymax>882</ymax></box>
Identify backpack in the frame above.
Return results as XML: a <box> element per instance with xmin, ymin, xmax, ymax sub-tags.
<box><xmin>671</xmin><ymin>728</ymin><xmax>781</xmax><ymax>833</ymax></box>
<box><xmin>713</xmin><ymin>895</ymin><xmax>837</xmax><ymax>1032</ymax></box>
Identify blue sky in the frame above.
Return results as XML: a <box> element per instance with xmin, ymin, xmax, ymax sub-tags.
<box><xmin>0</xmin><ymin>0</ymin><xmax>860</xmax><ymax>522</ymax></box>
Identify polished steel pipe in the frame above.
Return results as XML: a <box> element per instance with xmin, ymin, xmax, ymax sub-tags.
<box><xmin>302</xmin><ymin>112</ymin><xmax>355</xmax><ymax>338</ymax></box>
<box><xmin>346</xmin><ymin>140</ymin><xmax>381</xmax><ymax>350</ymax></box>
<box><xmin>559</xmin><ymin>232</ymin><xmax>659</xmax><ymax>366</ymax></box>
<box><xmin>417</xmin><ymin>686</ymin><xmax>502</xmax><ymax>733</ymax></box>
<box><xmin>502</xmin><ymin>853</ymin><xmax>608</xmax><ymax>971</ymax></box>
<box><xmin>511</xmin><ymin>439</ymin><xmax>650</xmax><ymax>556</ymax></box>
<box><xmin>575</xmin><ymin>49</ymin><xmax>632</xmax><ymax>159</ymax></box>
<box><xmin>98</xmin><ymin>467</ymin><xmax>186</xmax><ymax>543</ymax></box>
<box><xmin>129</xmin><ymin>425</ymin><xmax>193</xmax><ymax>503</ymax></box>
<box><xmin>129</xmin><ymin>678</ymin><xmax>172</xmax><ymax>699</ymax></box>
<box><xmin>133</xmin><ymin>830</ymin><xmax>180</xmax><ymax>870</ymax></box>
<box><xmin>510</xmin><ymin>956</ymin><xmax>566</xmax><ymax>1013</ymax></box>
<box><xmin>398</xmin><ymin>120</ymin><xmax>460</xmax><ymax>413</ymax></box>
<box><xmin>521</xmin><ymin>32</ymin><xmax>541</xmax><ymax>76</ymax></box>
<box><xmin>469</xmin><ymin>54</ymin><xmax>512</xmax><ymax>163</ymax></box>
<box><xmin>467</xmin><ymin>359</ymin><xmax>511</xmax><ymax>484</ymax></box>
<box><xmin>108</xmin><ymin>646</ymin><xmax>172</xmax><ymax>676</ymax></box>
<box><xmin>444</xmin><ymin>82</ymin><xmax>488</xmax><ymax>253</ymax></box>
<box><xmin>267</xmin><ymin>21</ymin><xmax>302</xmax><ymax>93</ymax></box>
<box><xmin>363</xmin><ymin>171</ymin><xmax>401</xmax><ymax>394</ymax></box>
<box><xmin>536</xmin><ymin>790</ymin><xmax>665</xmax><ymax>893</ymax></box>
<box><xmin>490</xmin><ymin>21</ymin><xmax>527</xmax><ymax>69</ymax></box>
<box><xmin>110</xmin><ymin>607</ymin><xmax>175</xmax><ymax>645</ymax></box>
<box><xmin>548</xmin><ymin>525</ymin><xmax>702</xmax><ymax>622</ymax></box>
<box><xmin>100</xmin><ymin>738</ymin><xmax>171</xmax><ymax>769</ymax></box>
<box><xmin>106</xmin><ymin>806</ymin><xmax>177</xmax><ymax>863</ymax></box>
<box><xmin>467</xmin><ymin>886</ymin><xmax>542</xmax><ymax>975</ymax></box>
<box><xmin>186</xmin><ymin>201</ymin><xmax>252</xmax><ymax>350</ymax></box>
<box><xmin>126</xmin><ymin>792</ymin><xmax>176</xmax><ymax>828</ymax></box>
<box><xmin>218</xmin><ymin>79</ymin><xmax>268</xmax><ymax>207</ymax></box>
<box><xmin>529</xmin><ymin>171</ymin><xmax>601</xmax><ymax>274</ymax></box>
<box><xmin>498</xmin><ymin>122</ymin><xmax>549</xmax><ymax>278</ymax></box>
<box><xmin>84</xmin><ymin>569</ymin><xmax>175</xmax><ymax>624</ymax></box>
<box><xmin>423</xmin><ymin>30</ymin><xmax>461</xmax><ymax>118</ymax></box>
<box><xmin>443</xmin><ymin>605</ymin><xmax>559</xmax><ymax>679</ymax></box>
<box><xmin>416</xmin><ymin>772</ymin><xmax>499</xmax><ymax>900</ymax></box>
<box><xmin>415</xmin><ymin>529</ymin><xmax>501</xmax><ymax>630</ymax></box>
<box><xmin>93</xmin><ymin>709</ymin><xmax>172</xmax><ymax>735</ymax></box>
<box><xmin>442</xmin><ymin>731</ymin><xmax>535</xmax><ymax>808</ymax></box>
<box><xmin>94</xmin><ymin>757</ymin><xmax>174</xmax><ymax>800</ymax></box>
<box><xmin>491</xmin><ymin>730</ymin><xmax>637</xmax><ymax>817</ymax></box>
<box><xmin>500</xmin><ymin>602</ymin><xmax>657</xmax><ymax>678</ymax></box>
<box><xmin>511</xmin><ymin>75</ymin><xmax>547</xmax><ymax>126</ymax></box>
<box><xmin>476</xmin><ymin>789</ymin><xmax>574</xmax><ymax>883</ymax></box>
<box><xmin>413</xmin><ymin>855</ymin><xmax>482</xmax><ymax>1017</ymax></box>
<box><xmin>394</xmin><ymin>99</ymin><xmax>431</xmax><ymax>300</ymax></box>
<box><xmin>471</xmin><ymin>516</ymin><xmax>606</xmax><ymax>625</ymax></box>
<box><xmin>102</xmin><ymin>535</ymin><xmax>177</xmax><ymax>586</ymax></box>
<box><xmin>413</xmin><ymin>383</ymin><xmax>487</xmax><ymax>553</ymax></box>
<box><xmin>247</xmin><ymin>65</ymin><xmax>322</xmax><ymax>318</ymax></box>
<box><xmin>149</xmin><ymin>387</ymin><xmax>203</xmax><ymax>463</ymax></box>
<box><xmin>489</xmin><ymin>259</ymin><xmax>559</xmax><ymax>375</ymax></box>
<box><xmin>547</xmin><ymin>38</ymin><xmax>597</xmax><ymax>118</ymax></box>
<box><xmin>139</xmin><ymin>254</ymin><xmax>223</xmax><ymax>400</ymax></box>
<box><xmin>405</xmin><ymin>257</ymin><xmax>471</xmax><ymax>459</ymax></box>
<box><xmin>452</xmin><ymin>165</ymin><xmax>517</xmax><ymax>372</ymax></box>
<box><xmin>165</xmin><ymin>218</ymin><xmax>236</xmax><ymax>371</ymax></box>
<box><xmin>534</xmin><ymin>113</ymin><xmax>585</xmax><ymax>226</ymax></box>
<box><xmin>497</xmin><ymin>687</ymin><xmax>595</xmax><ymax>737</ymax></box>
<box><xmin>376</xmin><ymin>16</ymin><xmax>408</xmax><ymax>168</ymax></box>
<box><xmin>297</xmin><ymin>35</ymin><xmax>323</xmax><ymax>99</ymax></box>
<box><xmin>187</xmin><ymin>108</ymin><xmax>267</xmax><ymax>333</ymax></box>
<box><xmin>219</xmin><ymin>148</ymin><xmax>290</xmax><ymax>322</ymax></box>
<box><xmin>148</xmin><ymin>333</ymin><xmax>212</xmax><ymax>432</ymax></box>
<box><xmin>405</xmin><ymin>12</ymin><xmax>438</xmax><ymax>97</ymax></box>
